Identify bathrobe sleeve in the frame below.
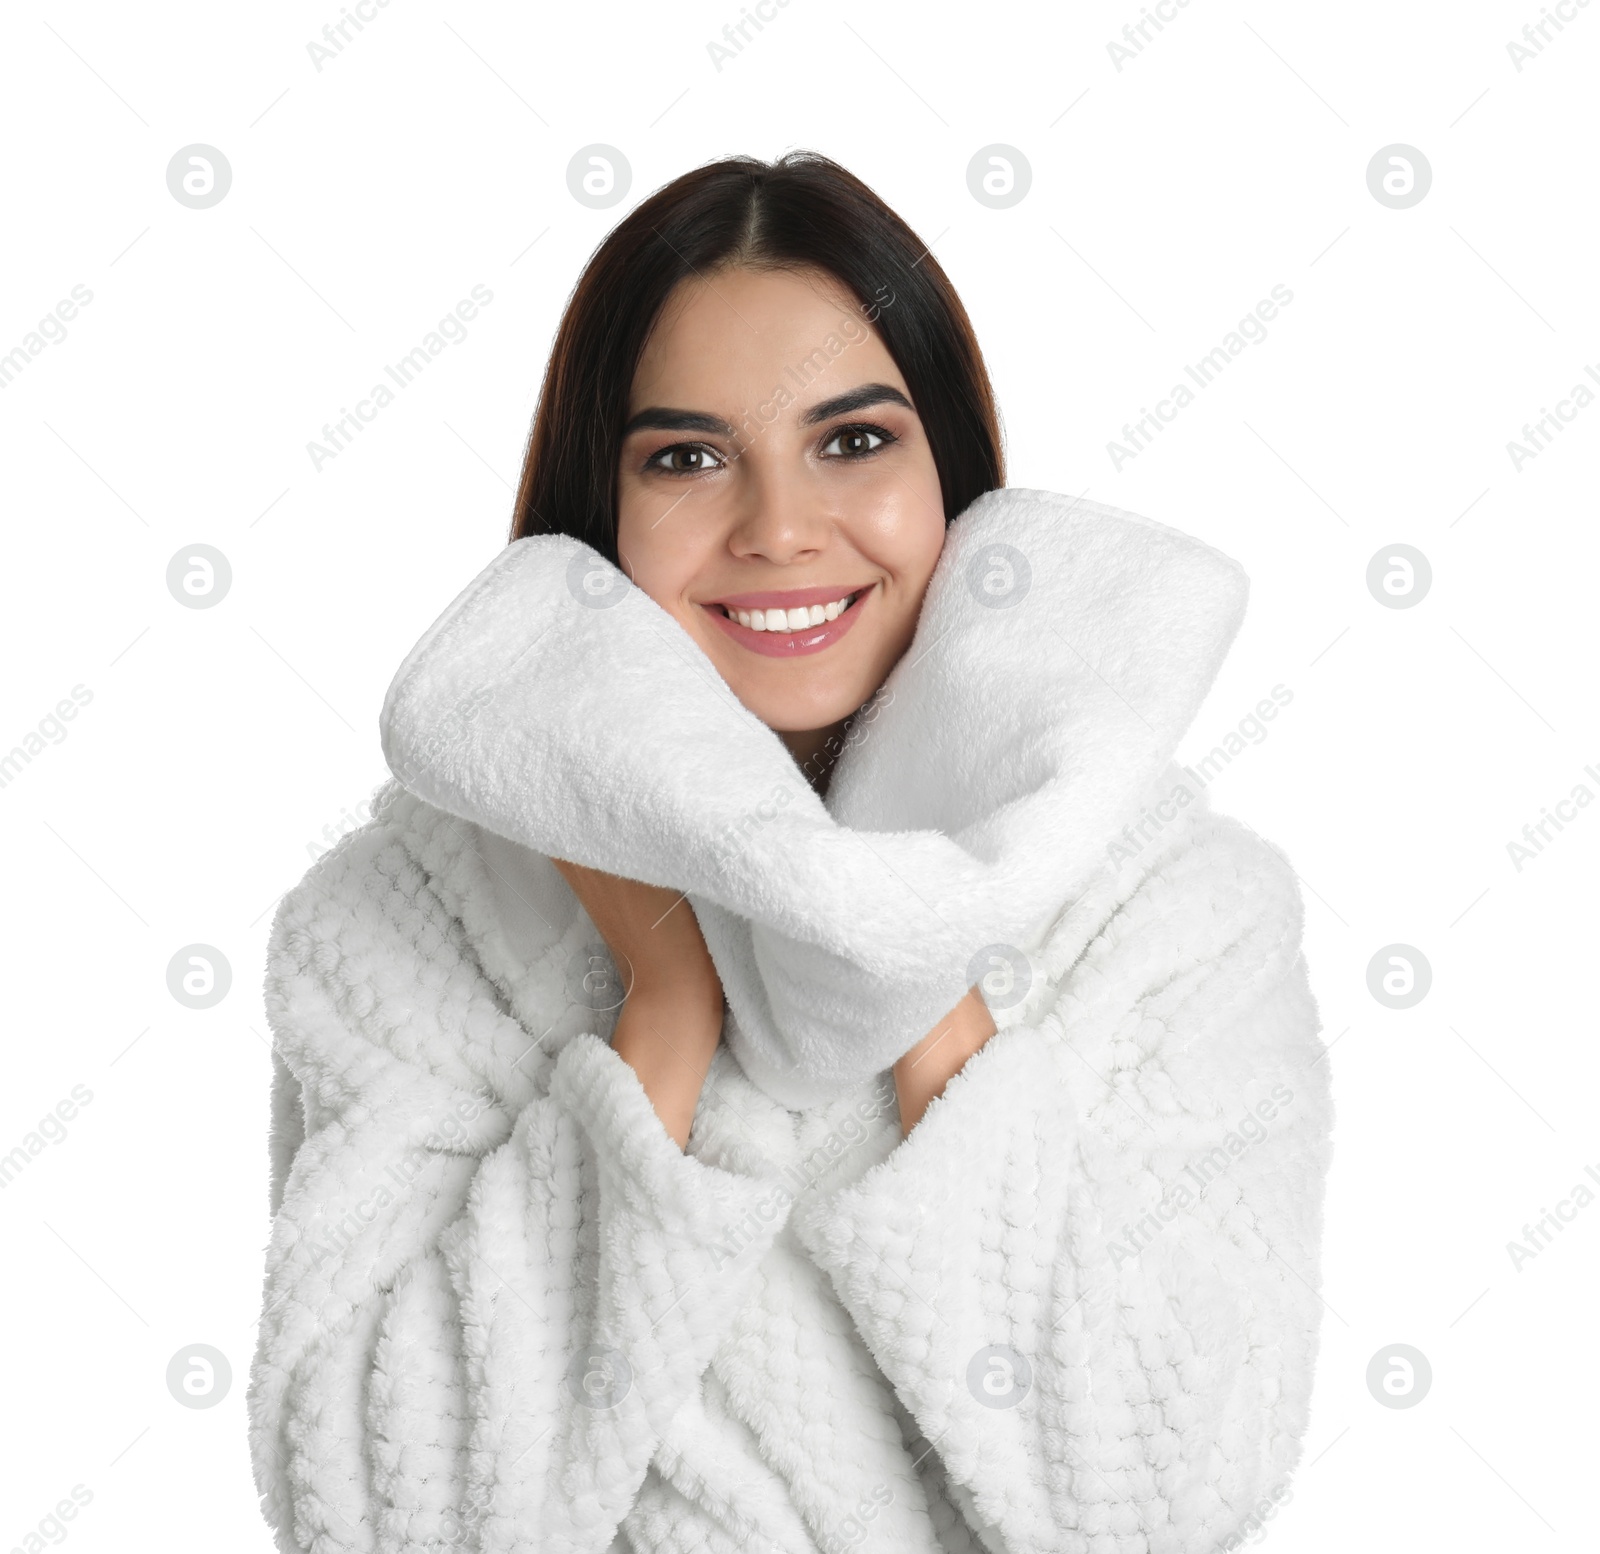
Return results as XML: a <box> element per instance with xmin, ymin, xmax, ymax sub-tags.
<box><xmin>789</xmin><ymin>812</ymin><xmax>1334</xmax><ymax>1554</ymax></box>
<box><xmin>248</xmin><ymin>821</ymin><xmax>794</xmax><ymax>1554</ymax></box>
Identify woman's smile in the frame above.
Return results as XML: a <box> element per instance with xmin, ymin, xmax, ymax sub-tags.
<box><xmin>701</xmin><ymin>582</ymin><xmax>873</xmax><ymax>657</ymax></box>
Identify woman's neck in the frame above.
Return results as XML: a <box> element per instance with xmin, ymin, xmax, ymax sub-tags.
<box><xmin>780</xmin><ymin>720</ymin><xmax>850</xmax><ymax>798</ymax></box>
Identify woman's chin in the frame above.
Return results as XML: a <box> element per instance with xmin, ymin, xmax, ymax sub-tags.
<box><xmin>721</xmin><ymin>665</ymin><xmax>876</xmax><ymax>740</ymax></box>
<box><xmin>676</xmin><ymin>600</ymin><xmax>904</xmax><ymax>740</ymax></box>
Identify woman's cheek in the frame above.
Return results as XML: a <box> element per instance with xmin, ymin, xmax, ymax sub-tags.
<box><xmin>618</xmin><ymin>524</ymin><xmax>698</xmax><ymax>608</ymax></box>
<box><xmin>854</xmin><ymin>485</ymin><xmax>944</xmax><ymax>574</ymax></box>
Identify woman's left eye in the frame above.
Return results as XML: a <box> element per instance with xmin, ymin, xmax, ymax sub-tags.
<box><xmin>822</xmin><ymin>424</ymin><xmax>896</xmax><ymax>459</ymax></box>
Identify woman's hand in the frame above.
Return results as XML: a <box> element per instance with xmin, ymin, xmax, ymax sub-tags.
<box><xmin>551</xmin><ymin>858</ymin><xmax>724</xmax><ymax>1151</ymax></box>
<box><xmin>892</xmin><ymin>985</ymin><xmax>997</xmax><ymax>1137</ymax></box>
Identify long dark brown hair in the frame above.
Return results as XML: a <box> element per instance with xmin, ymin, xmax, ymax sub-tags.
<box><xmin>509</xmin><ymin>151</ymin><xmax>1005</xmax><ymax>560</ymax></box>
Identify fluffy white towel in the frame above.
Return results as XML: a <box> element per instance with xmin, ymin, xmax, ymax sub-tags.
<box><xmin>378</xmin><ymin>488</ymin><xmax>1249</xmax><ymax>1107</ymax></box>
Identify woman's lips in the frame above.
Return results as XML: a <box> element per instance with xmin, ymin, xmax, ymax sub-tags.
<box><xmin>703</xmin><ymin>586</ymin><xmax>871</xmax><ymax>658</ymax></box>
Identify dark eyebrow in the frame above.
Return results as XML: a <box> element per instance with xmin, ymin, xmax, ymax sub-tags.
<box><xmin>799</xmin><ymin>381</ymin><xmax>915</xmax><ymax>427</ymax></box>
<box><xmin>620</xmin><ymin>381</ymin><xmax>915</xmax><ymax>440</ymax></box>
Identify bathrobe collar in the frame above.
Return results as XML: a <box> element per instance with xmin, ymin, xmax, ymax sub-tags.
<box><xmin>379</xmin><ymin>487</ymin><xmax>1249</xmax><ymax>1108</ymax></box>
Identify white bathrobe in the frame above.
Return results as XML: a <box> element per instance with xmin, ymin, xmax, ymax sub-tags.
<box><xmin>248</xmin><ymin>488</ymin><xmax>1335</xmax><ymax>1554</ymax></box>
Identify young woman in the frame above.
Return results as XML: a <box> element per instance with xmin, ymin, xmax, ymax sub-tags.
<box><xmin>250</xmin><ymin>152</ymin><xmax>1332</xmax><ymax>1554</ymax></box>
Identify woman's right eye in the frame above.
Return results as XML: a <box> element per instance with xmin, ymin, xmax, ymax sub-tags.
<box><xmin>647</xmin><ymin>443</ymin><xmax>725</xmax><ymax>476</ymax></box>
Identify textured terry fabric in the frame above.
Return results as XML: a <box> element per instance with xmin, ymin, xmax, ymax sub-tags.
<box><xmin>377</xmin><ymin>489</ymin><xmax>1251</xmax><ymax>1109</ymax></box>
<box><xmin>248</xmin><ymin>489</ymin><xmax>1335</xmax><ymax>1553</ymax></box>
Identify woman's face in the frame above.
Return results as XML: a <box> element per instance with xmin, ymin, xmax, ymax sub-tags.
<box><xmin>615</xmin><ymin>265</ymin><xmax>946</xmax><ymax>761</ymax></box>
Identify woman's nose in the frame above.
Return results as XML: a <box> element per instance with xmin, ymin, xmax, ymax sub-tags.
<box><xmin>726</xmin><ymin>475</ymin><xmax>834</xmax><ymax>564</ymax></box>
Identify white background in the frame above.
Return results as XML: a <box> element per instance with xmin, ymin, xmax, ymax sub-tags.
<box><xmin>2</xmin><ymin>0</ymin><xmax>1596</xmax><ymax>1548</ymax></box>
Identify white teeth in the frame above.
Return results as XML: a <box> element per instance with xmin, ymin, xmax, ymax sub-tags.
<box><xmin>727</xmin><ymin>592</ymin><xmax>857</xmax><ymax>634</ymax></box>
